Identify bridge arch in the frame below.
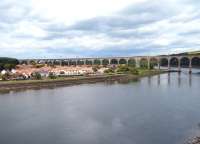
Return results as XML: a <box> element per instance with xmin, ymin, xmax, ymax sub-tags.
<box><xmin>150</xmin><ymin>57</ymin><xmax>159</xmax><ymax>69</ymax></box>
<box><xmin>110</xmin><ymin>59</ymin><xmax>118</xmax><ymax>65</ymax></box>
<box><xmin>77</xmin><ymin>60</ymin><xmax>84</xmax><ymax>65</ymax></box>
<box><xmin>128</xmin><ymin>59</ymin><xmax>136</xmax><ymax>67</ymax></box>
<box><xmin>119</xmin><ymin>59</ymin><xmax>127</xmax><ymax>65</ymax></box>
<box><xmin>21</xmin><ymin>60</ymin><xmax>28</xmax><ymax>65</ymax></box>
<box><xmin>180</xmin><ymin>57</ymin><xmax>190</xmax><ymax>67</ymax></box>
<box><xmin>102</xmin><ymin>59</ymin><xmax>109</xmax><ymax>66</ymax></box>
<box><xmin>170</xmin><ymin>57</ymin><xmax>179</xmax><ymax>67</ymax></box>
<box><xmin>47</xmin><ymin>60</ymin><xmax>52</xmax><ymax>65</ymax></box>
<box><xmin>38</xmin><ymin>60</ymin><xmax>45</xmax><ymax>64</ymax></box>
<box><xmin>62</xmin><ymin>60</ymin><xmax>69</xmax><ymax>66</ymax></box>
<box><xmin>160</xmin><ymin>57</ymin><xmax>168</xmax><ymax>67</ymax></box>
<box><xmin>30</xmin><ymin>60</ymin><xmax>37</xmax><ymax>65</ymax></box>
<box><xmin>191</xmin><ymin>57</ymin><xmax>200</xmax><ymax>68</ymax></box>
<box><xmin>85</xmin><ymin>60</ymin><xmax>93</xmax><ymax>65</ymax></box>
<box><xmin>53</xmin><ymin>60</ymin><xmax>61</xmax><ymax>65</ymax></box>
<box><xmin>93</xmin><ymin>59</ymin><xmax>101</xmax><ymax>65</ymax></box>
<box><xmin>140</xmin><ymin>58</ymin><xmax>148</xmax><ymax>69</ymax></box>
<box><xmin>69</xmin><ymin>60</ymin><xmax>77</xmax><ymax>66</ymax></box>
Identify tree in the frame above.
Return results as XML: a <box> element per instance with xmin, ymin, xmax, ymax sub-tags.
<box><xmin>4</xmin><ymin>64</ymin><xmax>15</xmax><ymax>70</ymax></box>
<box><xmin>0</xmin><ymin>57</ymin><xmax>19</xmax><ymax>71</ymax></box>
<box><xmin>4</xmin><ymin>64</ymin><xmax>12</xmax><ymax>70</ymax></box>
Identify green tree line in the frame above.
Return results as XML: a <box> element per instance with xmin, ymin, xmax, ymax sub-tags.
<box><xmin>0</xmin><ymin>57</ymin><xmax>19</xmax><ymax>71</ymax></box>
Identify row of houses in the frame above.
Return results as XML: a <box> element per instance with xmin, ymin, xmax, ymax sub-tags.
<box><xmin>38</xmin><ymin>69</ymin><xmax>92</xmax><ymax>77</ymax></box>
<box><xmin>0</xmin><ymin>67</ymin><xmax>97</xmax><ymax>81</ymax></box>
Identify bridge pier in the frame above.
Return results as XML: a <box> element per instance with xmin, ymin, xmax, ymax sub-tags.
<box><xmin>168</xmin><ymin>57</ymin><xmax>171</xmax><ymax>71</ymax></box>
<box><xmin>135</xmin><ymin>58</ymin><xmax>140</xmax><ymax>68</ymax></box>
<box><xmin>178</xmin><ymin>58</ymin><xmax>181</xmax><ymax>73</ymax></box>
<box><xmin>189</xmin><ymin>58</ymin><xmax>192</xmax><ymax>74</ymax></box>
<box><xmin>100</xmin><ymin>59</ymin><xmax>103</xmax><ymax>65</ymax></box>
<box><xmin>147</xmin><ymin>57</ymin><xmax>150</xmax><ymax>70</ymax></box>
<box><xmin>158</xmin><ymin>62</ymin><xmax>161</xmax><ymax>70</ymax></box>
<box><xmin>108</xmin><ymin>59</ymin><xmax>110</xmax><ymax>65</ymax></box>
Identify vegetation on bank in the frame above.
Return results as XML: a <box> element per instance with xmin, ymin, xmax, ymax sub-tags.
<box><xmin>103</xmin><ymin>64</ymin><xmax>158</xmax><ymax>76</ymax></box>
<box><xmin>0</xmin><ymin>57</ymin><xmax>19</xmax><ymax>71</ymax></box>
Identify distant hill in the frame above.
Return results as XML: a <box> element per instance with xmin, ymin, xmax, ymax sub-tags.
<box><xmin>187</xmin><ymin>51</ymin><xmax>200</xmax><ymax>55</ymax></box>
<box><xmin>169</xmin><ymin>51</ymin><xmax>200</xmax><ymax>56</ymax></box>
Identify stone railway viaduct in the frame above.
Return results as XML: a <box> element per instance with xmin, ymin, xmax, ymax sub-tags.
<box><xmin>20</xmin><ymin>55</ymin><xmax>200</xmax><ymax>73</ymax></box>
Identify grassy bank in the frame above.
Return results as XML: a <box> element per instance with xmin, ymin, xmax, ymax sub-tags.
<box><xmin>0</xmin><ymin>69</ymin><xmax>165</xmax><ymax>93</ymax></box>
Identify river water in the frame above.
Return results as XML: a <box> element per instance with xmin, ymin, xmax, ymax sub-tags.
<box><xmin>0</xmin><ymin>70</ymin><xmax>200</xmax><ymax>144</ymax></box>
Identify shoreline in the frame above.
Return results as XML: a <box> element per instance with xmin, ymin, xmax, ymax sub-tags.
<box><xmin>0</xmin><ymin>70</ymin><xmax>166</xmax><ymax>93</ymax></box>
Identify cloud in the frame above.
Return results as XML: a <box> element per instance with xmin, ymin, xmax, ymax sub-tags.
<box><xmin>0</xmin><ymin>0</ymin><xmax>200</xmax><ymax>58</ymax></box>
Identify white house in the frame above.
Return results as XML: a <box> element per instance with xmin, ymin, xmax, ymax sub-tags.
<box><xmin>1</xmin><ymin>70</ymin><xmax>7</xmax><ymax>75</ymax></box>
<box><xmin>11</xmin><ymin>69</ymin><xmax>16</xmax><ymax>74</ymax></box>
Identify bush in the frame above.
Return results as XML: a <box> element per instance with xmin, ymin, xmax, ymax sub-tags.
<box><xmin>116</xmin><ymin>65</ymin><xmax>139</xmax><ymax>75</ymax></box>
<box><xmin>1</xmin><ymin>73</ymin><xmax>11</xmax><ymax>81</ymax></box>
<box><xmin>116</xmin><ymin>65</ymin><xmax>130</xmax><ymax>73</ymax></box>
<box><xmin>31</xmin><ymin>72</ymin><xmax>42</xmax><ymax>80</ymax></box>
<box><xmin>129</xmin><ymin>68</ymin><xmax>139</xmax><ymax>75</ymax></box>
<box><xmin>104</xmin><ymin>68</ymin><xmax>114</xmax><ymax>74</ymax></box>
<box><xmin>48</xmin><ymin>72</ymin><xmax>57</xmax><ymax>79</ymax></box>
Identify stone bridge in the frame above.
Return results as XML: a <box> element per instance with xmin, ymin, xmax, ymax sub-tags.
<box><xmin>19</xmin><ymin>55</ymin><xmax>200</xmax><ymax>73</ymax></box>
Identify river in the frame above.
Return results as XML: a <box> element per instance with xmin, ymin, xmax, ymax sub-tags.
<box><xmin>0</xmin><ymin>70</ymin><xmax>200</xmax><ymax>144</ymax></box>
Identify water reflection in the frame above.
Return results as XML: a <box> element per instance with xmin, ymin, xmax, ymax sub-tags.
<box><xmin>148</xmin><ymin>76</ymin><xmax>151</xmax><ymax>86</ymax></box>
<box><xmin>178</xmin><ymin>73</ymin><xmax>181</xmax><ymax>87</ymax></box>
<box><xmin>146</xmin><ymin>72</ymin><xmax>194</xmax><ymax>87</ymax></box>
<box><xmin>168</xmin><ymin>73</ymin><xmax>171</xmax><ymax>85</ymax></box>
<box><xmin>105</xmin><ymin>77</ymin><xmax>139</xmax><ymax>85</ymax></box>
<box><xmin>108</xmin><ymin>72</ymin><xmax>194</xmax><ymax>87</ymax></box>
<box><xmin>0</xmin><ymin>71</ymin><xmax>197</xmax><ymax>95</ymax></box>
<box><xmin>189</xmin><ymin>74</ymin><xmax>192</xmax><ymax>87</ymax></box>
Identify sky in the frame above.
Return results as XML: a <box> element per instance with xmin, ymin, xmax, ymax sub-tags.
<box><xmin>0</xmin><ymin>0</ymin><xmax>200</xmax><ymax>59</ymax></box>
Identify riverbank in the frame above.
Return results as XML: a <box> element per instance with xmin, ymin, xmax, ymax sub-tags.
<box><xmin>0</xmin><ymin>70</ymin><xmax>166</xmax><ymax>93</ymax></box>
